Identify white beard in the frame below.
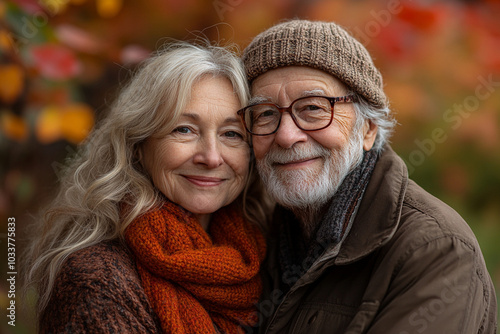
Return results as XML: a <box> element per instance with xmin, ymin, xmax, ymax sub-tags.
<box><xmin>257</xmin><ymin>128</ymin><xmax>365</xmax><ymax>212</ymax></box>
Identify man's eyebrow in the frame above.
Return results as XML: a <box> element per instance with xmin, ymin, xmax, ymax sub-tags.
<box><xmin>249</xmin><ymin>89</ymin><xmax>328</xmax><ymax>105</ymax></box>
<box><xmin>248</xmin><ymin>96</ymin><xmax>271</xmax><ymax>105</ymax></box>
<box><xmin>302</xmin><ymin>89</ymin><xmax>327</xmax><ymax>96</ymax></box>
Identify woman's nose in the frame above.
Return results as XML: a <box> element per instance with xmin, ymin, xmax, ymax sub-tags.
<box><xmin>193</xmin><ymin>137</ymin><xmax>224</xmax><ymax>168</ymax></box>
<box><xmin>273</xmin><ymin>112</ymin><xmax>308</xmax><ymax>149</ymax></box>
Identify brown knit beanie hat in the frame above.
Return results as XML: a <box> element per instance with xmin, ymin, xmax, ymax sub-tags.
<box><xmin>242</xmin><ymin>20</ymin><xmax>387</xmax><ymax>108</ymax></box>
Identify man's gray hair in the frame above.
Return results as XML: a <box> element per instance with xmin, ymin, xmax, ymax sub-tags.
<box><xmin>351</xmin><ymin>91</ymin><xmax>397</xmax><ymax>153</ymax></box>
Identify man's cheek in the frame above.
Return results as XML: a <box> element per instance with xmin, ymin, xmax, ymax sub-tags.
<box><xmin>252</xmin><ymin>137</ymin><xmax>273</xmax><ymax>161</ymax></box>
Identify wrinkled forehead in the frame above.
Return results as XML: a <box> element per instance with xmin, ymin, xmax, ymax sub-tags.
<box><xmin>248</xmin><ymin>88</ymin><xmax>330</xmax><ymax>105</ymax></box>
<box><xmin>249</xmin><ymin>66</ymin><xmax>349</xmax><ymax>104</ymax></box>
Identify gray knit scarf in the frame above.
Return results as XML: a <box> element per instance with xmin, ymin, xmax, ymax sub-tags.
<box><xmin>277</xmin><ymin>149</ymin><xmax>378</xmax><ymax>290</ymax></box>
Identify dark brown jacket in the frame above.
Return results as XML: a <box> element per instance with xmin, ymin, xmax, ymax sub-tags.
<box><xmin>258</xmin><ymin>146</ymin><xmax>497</xmax><ymax>334</ymax></box>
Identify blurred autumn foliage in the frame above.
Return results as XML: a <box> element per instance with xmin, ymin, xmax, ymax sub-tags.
<box><xmin>1</xmin><ymin>0</ymin><xmax>499</xmax><ymax>332</ymax></box>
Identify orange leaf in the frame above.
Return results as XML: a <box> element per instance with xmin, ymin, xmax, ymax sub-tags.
<box><xmin>0</xmin><ymin>64</ymin><xmax>24</xmax><ymax>104</ymax></box>
<box><xmin>0</xmin><ymin>30</ymin><xmax>14</xmax><ymax>53</ymax></box>
<box><xmin>36</xmin><ymin>106</ymin><xmax>62</xmax><ymax>144</ymax></box>
<box><xmin>97</xmin><ymin>0</ymin><xmax>123</xmax><ymax>18</ymax></box>
<box><xmin>1</xmin><ymin>112</ymin><xmax>29</xmax><ymax>142</ymax></box>
<box><xmin>60</xmin><ymin>103</ymin><xmax>94</xmax><ymax>143</ymax></box>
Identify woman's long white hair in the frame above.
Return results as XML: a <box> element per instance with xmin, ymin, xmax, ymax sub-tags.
<box><xmin>22</xmin><ymin>40</ymin><xmax>271</xmax><ymax>315</ymax></box>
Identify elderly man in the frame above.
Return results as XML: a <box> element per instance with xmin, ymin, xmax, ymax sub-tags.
<box><xmin>238</xmin><ymin>20</ymin><xmax>497</xmax><ymax>333</ymax></box>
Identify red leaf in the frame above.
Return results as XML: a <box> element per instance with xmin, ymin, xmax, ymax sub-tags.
<box><xmin>31</xmin><ymin>44</ymin><xmax>81</xmax><ymax>80</ymax></box>
<box><xmin>397</xmin><ymin>2</ymin><xmax>447</xmax><ymax>32</ymax></box>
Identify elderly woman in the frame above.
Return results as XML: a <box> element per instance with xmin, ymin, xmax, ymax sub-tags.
<box><xmin>23</xmin><ymin>41</ymin><xmax>270</xmax><ymax>333</ymax></box>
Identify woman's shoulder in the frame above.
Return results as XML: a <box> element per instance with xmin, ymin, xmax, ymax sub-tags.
<box><xmin>61</xmin><ymin>240</ymin><xmax>138</xmax><ymax>282</ymax></box>
<box><xmin>40</xmin><ymin>240</ymin><xmax>161</xmax><ymax>333</ymax></box>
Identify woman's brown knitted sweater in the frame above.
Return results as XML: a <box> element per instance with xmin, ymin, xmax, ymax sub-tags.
<box><xmin>40</xmin><ymin>240</ymin><xmax>162</xmax><ymax>333</ymax></box>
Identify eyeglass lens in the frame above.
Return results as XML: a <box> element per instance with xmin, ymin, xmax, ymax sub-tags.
<box><xmin>244</xmin><ymin>96</ymin><xmax>333</xmax><ymax>135</ymax></box>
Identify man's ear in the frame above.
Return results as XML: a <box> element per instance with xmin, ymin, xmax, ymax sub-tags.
<box><xmin>362</xmin><ymin>120</ymin><xmax>378</xmax><ymax>151</ymax></box>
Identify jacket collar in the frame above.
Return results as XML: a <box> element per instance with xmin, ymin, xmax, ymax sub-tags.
<box><xmin>334</xmin><ymin>145</ymin><xmax>408</xmax><ymax>265</ymax></box>
<box><xmin>265</xmin><ymin>146</ymin><xmax>409</xmax><ymax>290</ymax></box>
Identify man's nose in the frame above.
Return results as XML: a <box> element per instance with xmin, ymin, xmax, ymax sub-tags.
<box><xmin>193</xmin><ymin>137</ymin><xmax>224</xmax><ymax>168</ymax></box>
<box><xmin>273</xmin><ymin>112</ymin><xmax>308</xmax><ymax>149</ymax></box>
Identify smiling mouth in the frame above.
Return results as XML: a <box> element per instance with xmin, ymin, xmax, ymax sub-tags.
<box><xmin>275</xmin><ymin>157</ymin><xmax>320</xmax><ymax>168</ymax></box>
<box><xmin>182</xmin><ymin>175</ymin><xmax>225</xmax><ymax>187</ymax></box>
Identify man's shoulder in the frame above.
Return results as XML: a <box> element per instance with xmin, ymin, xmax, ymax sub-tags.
<box><xmin>399</xmin><ymin>179</ymin><xmax>477</xmax><ymax>245</ymax></box>
<box><xmin>373</xmin><ymin>147</ymin><xmax>479</xmax><ymax>249</ymax></box>
<box><xmin>373</xmin><ymin>177</ymin><xmax>491</xmax><ymax>280</ymax></box>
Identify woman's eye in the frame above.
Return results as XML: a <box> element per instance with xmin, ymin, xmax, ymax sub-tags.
<box><xmin>173</xmin><ymin>126</ymin><xmax>191</xmax><ymax>134</ymax></box>
<box><xmin>224</xmin><ymin>131</ymin><xmax>243</xmax><ymax>139</ymax></box>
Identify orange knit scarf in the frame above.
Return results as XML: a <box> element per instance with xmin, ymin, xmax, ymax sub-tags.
<box><xmin>125</xmin><ymin>200</ymin><xmax>266</xmax><ymax>334</ymax></box>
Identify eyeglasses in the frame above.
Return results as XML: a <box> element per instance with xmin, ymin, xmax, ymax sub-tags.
<box><xmin>237</xmin><ymin>95</ymin><xmax>356</xmax><ymax>136</ymax></box>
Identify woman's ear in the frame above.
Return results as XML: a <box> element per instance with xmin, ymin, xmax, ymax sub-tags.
<box><xmin>134</xmin><ymin>143</ymin><xmax>146</xmax><ymax>172</ymax></box>
<box><xmin>362</xmin><ymin>120</ymin><xmax>378</xmax><ymax>151</ymax></box>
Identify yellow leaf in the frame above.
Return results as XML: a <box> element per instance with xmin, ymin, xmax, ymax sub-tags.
<box><xmin>60</xmin><ymin>104</ymin><xmax>94</xmax><ymax>144</ymax></box>
<box><xmin>1</xmin><ymin>112</ymin><xmax>28</xmax><ymax>142</ymax></box>
<box><xmin>0</xmin><ymin>30</ymin><xmax>15</xmax><ymax>53</ymax></box>
<box><xmin>36</xmin><ymin>106</ymin><xmax>62</xmax><ymax>144</ymax></box>
<box><xmin>40</xmin><ymin>0</ymin><xmax>69</xmax><ymax>15</ymax></box>
<box><xmin>0</xmin><ymin>64</ymin><xmax>24</xmax><ymax>104</ymax></box>
<box><xmin>97</xmin><ymin>0</ymin><xmax>123</xmax><ymax>18</ymax></box>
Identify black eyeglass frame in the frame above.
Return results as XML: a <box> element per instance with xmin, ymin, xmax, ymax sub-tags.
<box><xmin>237</xmin><ymin>95</ymin><xmax>357</xmax><ymax>136</ymax></box>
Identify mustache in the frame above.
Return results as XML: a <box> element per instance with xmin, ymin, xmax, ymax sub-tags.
<box><xmin>263</xmin><ymin>144</ymin><xmax>332</xmax><ymax>165</ymax></box>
